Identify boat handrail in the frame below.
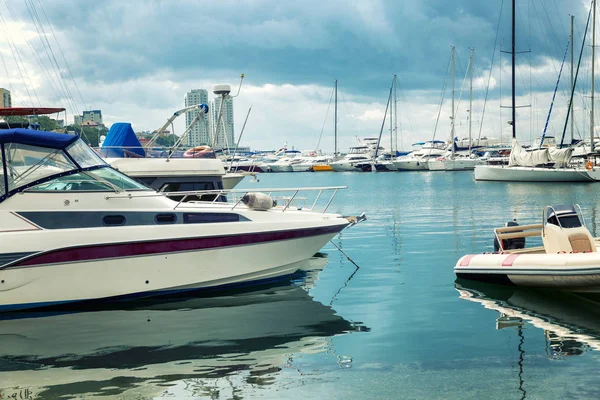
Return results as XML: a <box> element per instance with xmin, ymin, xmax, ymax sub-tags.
<box><xmin>495</xmin><ymin>223</ymin><xmax>542</xmax><ymax>233</ymax></box>
<box><xmin>105</xmin><ymin>186</ymin><xmax>347</xmax><ymax>214</ymax></box>
<box><xmin>494</xmin><ymin>223</ymin><xmax>543</xmax><ymax>253</ymax></box>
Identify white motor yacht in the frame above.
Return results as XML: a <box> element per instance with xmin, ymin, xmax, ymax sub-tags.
<box><xmin>0</xmin><ymin>128</ymin><xmax>360</xmax><ymax>311</ymax></box>
<box><xmin>392</xmin><ymin>140</ymin><xmax>446</xmax><ymax>171</ymax></box>
<box><xmin>329</xmin><ymin>153</ymin><xmax>372</xmax><ymax>172</ymax></box>
<box><xmin>291</xmin><ymin>156</ymin><xmax>333</xmax><ymax>172</ymax></box>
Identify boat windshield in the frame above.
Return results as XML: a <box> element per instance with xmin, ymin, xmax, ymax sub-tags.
<box><xmin>29</xmin><ymin>167</ymin><xmax>150</xmax><ymax>192</ymax></box>
<box><xmin>67</xmin><ymin>139</ymin><xmax>106</xmax><ymax>168</ymax></box>
<box><xmin>4</xmin><ymin>142</ymin><xmax>78</xmax><ymax>192</ymax></box>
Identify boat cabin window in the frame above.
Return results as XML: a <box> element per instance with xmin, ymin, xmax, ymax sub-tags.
<box><xmin>102</xmin><ymin>215</ymin><xmax>126</xmax><ymax>226</ymax></box>
<box><xmin>184</xmin><ymin>213</ymin><xmax>244</xmax><ymax>223</ymax></box>
<box><xmin>160</xmin><ymin>182</ymin><xmax>216</xmax><ymax>192</ymax></box>
<box><xmin>5</xmin><ymin>143</ymin><xmax>77</xmax><ymax>192</ymax></box>
<box><xmin>155</xmin><ymin>213</ymin><xmax>177</xmax><ymax>224</ymax></box>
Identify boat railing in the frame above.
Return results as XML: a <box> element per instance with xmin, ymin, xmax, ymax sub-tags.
<box><xmin>105</xmin><ymin>186</ymin><xmax>347</xmax><ymax>213</ymax></box>
<box><xmin>493</xmin><ymin>223</ymin><xmax>543</xmax><ymax>253</ymax></box>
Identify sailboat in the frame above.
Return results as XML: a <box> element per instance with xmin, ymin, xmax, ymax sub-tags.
<box><xmin>474</xmin><ymin>0</ymin><xmax>600</xmax><ymax>182</ymax></box>
<box><xmin>428</xmin><ymin>48</ymin><xmax>485</xmax><ymax>171</ymax></box>
<box><xmin>313</xmin><ymin>80</ymin><xmax>339</xmax><ymax>172</ymax></box>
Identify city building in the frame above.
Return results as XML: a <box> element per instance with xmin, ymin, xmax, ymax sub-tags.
<box><xmin>184</xmin><ymin>89</ymin><xmax>210</xmax><ymax>147</ymax></box>
<box><xmin>0</xmin><ymin>88</ymin><xmax>11</xmax><ymax>107</ymax></box>
<box><xmin>211</xmin><ymin>95</ymin><xmax>235</xmax><ymax>149</ymax></box>
<box><xmin>75</xmin><ymin>110</ymin><xmax>104</xmax><ymax>127</ymax></box>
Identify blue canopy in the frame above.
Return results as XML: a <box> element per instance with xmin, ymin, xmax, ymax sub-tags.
<box><xmin>100</xmin><ymin>123</ymin><xmax>145</xmax><ymax>157</ymax></box>
<box><xmin>0</xmin><ymin>128</ymin><xmax>78</xmax><ymax>149</ymax></box>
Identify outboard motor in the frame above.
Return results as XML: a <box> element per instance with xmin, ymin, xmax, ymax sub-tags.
<box><xmin>493</xmin><ymin>220</ymin><xmax>526</xmax><ymax>252</ymax></box>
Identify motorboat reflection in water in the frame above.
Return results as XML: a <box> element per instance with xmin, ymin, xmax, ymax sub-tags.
<box><xmin>0</xmin><ymin>128</ymin><xmax>364</xmax><ymax>311</ymax></box>
<box><xmin>456</xmin><ymin>279</ymin><xmax>600</xmax><ymax>356</ymax></box>
<box><xmin>455</xmin><ymin>204</ymin><xmax>600</xmax><ymax>292</ymax></box>
<box><xmin>0</xmin><ymin>256</ymin><xmax>368</xmax><ymax>399</ymax></box>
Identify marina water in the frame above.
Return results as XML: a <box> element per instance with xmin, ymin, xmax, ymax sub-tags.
<box><xmin>3</xmin><ymin>171</ymin><xmax>600</xmax><ymax>399</ymax></box>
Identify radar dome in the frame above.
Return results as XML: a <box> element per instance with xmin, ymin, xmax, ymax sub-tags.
<box><xmin>213</xmin><ymin>84</ymin><xmax>231</xmax><ymax>95</ymax></box>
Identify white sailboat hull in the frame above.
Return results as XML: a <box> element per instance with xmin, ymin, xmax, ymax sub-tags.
<box><xmin>474</xmin><ymin>165</ymin><xmax>600</xmax><ymax>182</ymax></box>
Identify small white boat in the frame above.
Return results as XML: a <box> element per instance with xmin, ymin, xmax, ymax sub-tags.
<box><xmin>455</xmin><ymin>204</ymin><xmax>600</xmax><ymax>292</ymax></box>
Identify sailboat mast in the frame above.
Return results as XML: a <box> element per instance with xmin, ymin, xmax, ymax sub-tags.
<box><xmin>451</xmin><ymin>46</ymin><xmax>455</xmax><ymax>157</ymax></box>
<box><xmin>592</xmin><ymin>0</ymin><xmax>596</xmax><ymax>153</ymax></box>
<box><xmin>334</xmin><ymin>79</ymin><xmax>338</xmax><ymax>157</ymax></box>
<box><xmin>394</xmin><ymin>74</ymin><xmax>398</xmax><ymax>154</ymax></box>
<box><xmin>469</xmin><ymin>48</ymin><xmax>474</xmax><ymax>153</ymax></box>
<box><xmin>511</xmin><ymin>0</ymin><xmax>516</xmax><ymax>139</ymax></box>
<box><xmin>571</xmin><ymin>14</ymin><xmax>574</xmax><ymax>144</ymax></box>
<box><xmin>390</xmin><ymin>76</ymin><xmax>393</xmax><ymax>155</ymax></box>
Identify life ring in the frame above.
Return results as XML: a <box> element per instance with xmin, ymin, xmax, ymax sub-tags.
<box><xmin>184</xmin><ymin>146</ymin><xmax>211</xmax><ymax>158</ymax></box>
<box><xmin>586</xmin><ymin>160</ymin><xmax>593</xmax><ymax>170</ymax></box>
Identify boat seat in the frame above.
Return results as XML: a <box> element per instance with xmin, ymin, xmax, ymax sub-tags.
<box><xmin>542</xmin><ymin>223</ymin><xmax>596</xmax><ymax>254</ymax></box>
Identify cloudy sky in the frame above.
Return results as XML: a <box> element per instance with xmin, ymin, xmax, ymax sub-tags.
<box><xmin>0</xmin><ymin>0</ymin><xmax>596</xmax><ymax>152</ymax></box>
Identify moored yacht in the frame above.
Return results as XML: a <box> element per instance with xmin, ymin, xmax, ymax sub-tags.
<box><xmin>392</xmin><ymin>140</ymin><xmax>446</xmax><ymax>171</ymax></box>
<box><xmin>0</xmin><ymin>128</ymin><xmax>361</xmax><ymax>311</ymax></box>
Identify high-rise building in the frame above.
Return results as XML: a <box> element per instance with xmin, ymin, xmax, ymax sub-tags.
<box><xmin>0</xmin><ymin>88</ymin><xmax>11</xmax><ymax>107</ymax></box>
<box><xmin>184</xmin><ymin>89</ymin><xmax>210</xmax><ymax>147</ymax></box>
<box><xmin>75</xmin><ymin>110</ymin><xmax>104</xmax><ymax>128</ymax></box>
<box><xmin>211</xmin><ymin>95</ymin><xmax>235</xmax><ymax>149</ymax></box>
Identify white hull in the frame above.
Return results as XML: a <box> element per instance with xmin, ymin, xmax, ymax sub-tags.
<box><xmin>455</xmin><ymin>251</ymin><xmax>600</xmax><ymax>292</ymax></box>
<box><xmin>291</xmin><ymin>163</ymin><xmax>313</xmax><ymax>172</ymax></box>
<box><xmin>106</xmin><ymin>157</ymin><xmax>225</xmax><ymax>177</ymax></box>
<box><xmin>428</xmin><ymin>158</ymin><xmax>483</xmax><ymax>171</ymax></box>
<box><xmin>269</xmin><ymin>164</ymin><xmax>294</xmax><ymax>172</ymax></box>
<box><xmin>0</xmin><ymin>219</ymin><xmax>346</xmax><ymax>311</ymax></box>
<box><xmin>330</xmin><ymin>162</ymin><xmax>362</xmax><ymax>172</ymax></box>
<box><xmin>392</xmin><ymin>159</ymin><xmax>428</xmax><ymax>171</ymax></box>
<box><xmin>222</xmin><ymin>172</ymin><xmax>246</xmax><ymax>189</ymax></box>
<box><xmin>474</xmin><ymin>165</ymin><xmax>600</xmax><ymax>182</ymax></box>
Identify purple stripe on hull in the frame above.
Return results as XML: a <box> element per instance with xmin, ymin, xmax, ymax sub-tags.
<box><xmin>232</xmin><ymin>165</ymin><xmax>265</xmax><ymax>173</ymax></box>
<box><xmin>15</xmin><ymin>224</ymin><xmax>346</xmax><ymax>267</ymax></box>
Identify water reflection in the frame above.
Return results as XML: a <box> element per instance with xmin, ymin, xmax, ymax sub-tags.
<box><xmin>455</xmin><ymin>279</ymin><xmax>600</xmax><ymax>357</ymax></box>
<box><xmin>0</xmin><ymin>256</ymin><xmax>366</xmax><ymax>399</ymax></box>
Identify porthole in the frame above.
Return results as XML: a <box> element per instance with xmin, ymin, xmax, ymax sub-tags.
<box><xmin>155</xmin><ymin>213</ymin><xmax>177</xmax><ymax>224</ymax></box>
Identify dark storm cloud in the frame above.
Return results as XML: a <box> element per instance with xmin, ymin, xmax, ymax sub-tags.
<box><xmin>9</xmin><ymin>0</ymin><xmax>588</xmax><ymax>98</ymax></box>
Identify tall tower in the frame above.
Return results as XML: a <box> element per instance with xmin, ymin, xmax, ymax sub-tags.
<box><xmin>184</xmin><ymin>89</ymin><xmax>210</xmax><ymax>147</ymax></box>
<box><xmin>211</xmin><ymin>85</ymin><xmax>235</xmax><ymax>150</ymax></box>
<box><xmin>0</xmin><ymin>88</ymin><xmax>11</xmax><ymax>107</ymax></box>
